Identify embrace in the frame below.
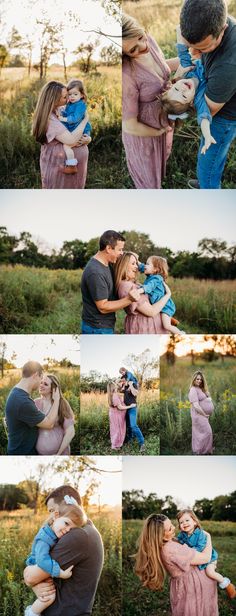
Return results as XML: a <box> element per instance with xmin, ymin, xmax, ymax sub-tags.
<box><xmin>107</xmin><ymin>367</ymin><xmax>145</xmax><ymax>453</ymax></box>
<box><xmin>5</xmin><ymin>361</ymin><xmax>75</xmax><ymax>455</ymax></box>
<box><xmin>81</xmin><ymin>229</ymin><xmax>184</xmax><ymax>335</ymax></box>
<box><xmin>23</xmin><ymin>484</ymin><xmax>104</xmax><ymax>616</ymax></box>
<box><xmin>135</xmin><ymin>510</ymin><xmax>236</xmax><ymax>616</ymax></box>
<box><xmin>122</xmin><ymin>0</ymin><xmax>236</xmax><ymax>189</ymax></box>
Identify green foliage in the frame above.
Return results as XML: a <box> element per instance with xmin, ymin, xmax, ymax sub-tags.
<box><xmin>160</xmin><ymin>357</ymin><xmax>236</xmax><ymax>454</ymax></box>
<box><xmin>122</xmin><ymin>519</ymin><xmax>236</xmax><ymax>616</ymax></box>
<box><xmin>80</xmin><ymin>391</ymin><xmax>160</xmax><ymax>455</ymax></box>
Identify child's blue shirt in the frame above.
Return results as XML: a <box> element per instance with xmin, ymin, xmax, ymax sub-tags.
<box><xmin>125</xmin><ymin>370</ymin><xmax>138</xmax><ymax>386</ymax></box>
<box><xmin>60</xmin><ymin>100</ymin><xmax>91</xmax><ymax>135</ymax></box>
<box><xmin>138</xmin><ymin>264</ymin><xmax>175</xmax><ymax>316</ymax></box>
<box><xmin>177</xmin><ymin>43</ymin><xmax>212</xmax><ymax>126</ymax></box>
<box><xmin>26</xmin><ymin>523</ymin><xmax>60</xmax><ymax>577</ymax></box>
<box><xmin>177</xmin><ymin>527</ymin><xmax>218</xmax><ymax>570</ymax></box>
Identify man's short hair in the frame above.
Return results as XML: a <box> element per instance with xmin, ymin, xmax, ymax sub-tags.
<box><xmin>45</xmin><ymin>485</ymin><xmax>82</xmax><ymax>506</ymax></box>
<box><xmin>180</xmin><ymin>0</ymin><xmax>227</xmax><ymax>44</ymax></box>
<box><xmin>99</xmin><ymin>230</ymin><xmax>125</xmax><ymax>251</ymax></box>
<box><xmin>22</xmin><ymin>361</ymin><xmax>43</xmax><ymax>378</ymax></box>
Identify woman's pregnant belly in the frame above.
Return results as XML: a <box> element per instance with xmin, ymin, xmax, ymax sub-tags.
<box><xmin>200</xmin><ymin>398</ymin><xmax>214</xmax><ymax>416</ymax></box>
<box><xmin>36</xmin><ymin>426</ymin><xmax>64</xmax><ymax>455</ymax></box>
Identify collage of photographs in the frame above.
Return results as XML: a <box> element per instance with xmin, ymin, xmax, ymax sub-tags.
<box><xmin>0</xmin><ymin>0</ymin><xmax>235</xmax><ymax>615</ymax></box>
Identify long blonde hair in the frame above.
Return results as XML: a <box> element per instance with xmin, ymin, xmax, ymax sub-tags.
<box><xmin>107</xmin><ymin>382</ymin><xmax>117</xmax><ymax>406</ymax></box>
<box><xmin>190</xmin><ymin>370</ymin><xmax>209</xmax><ymax>395</ymax></box>
<box><xmin>135</xmin><ymin>513</ymin><xmax>167</xmax><ymax>591</ymax></box>
<box><xmin>177</xmin><ymin>509</ymin><xmax>201</xmax><ymax>530</ymax></box>
<box><xmin>122</xmin><ymin>13</ymin><xmax>145</xmax><ymax>58</ymax></box>
<box><xmin>114</xmin><ymin>252</ymin><xmax>138</xmax><ymax>291</ymax></box>
<box><xmin>32</xmin><ymin>81</ymin><xmax>66</xmax><ymax>144</ymax></box>
<box><xmin>47</xmin><ymin>373</ymin><xmax>74</xmax><ymax>427</ymax></box>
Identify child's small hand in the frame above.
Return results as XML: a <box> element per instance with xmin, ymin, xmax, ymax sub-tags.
<box><xmin>58</xmin><ymin>115</ymin><xmax>66</xmax><ymax>122</ymax></box>
<box><xmin>60</xmin><ymin>565</ymin><xmax>74</xmax><ymax>579</ymax></box>
<box><xmin>201</xmin><ymin>135</ymin><xmax>217</xmax><ymax>154</ymax></box>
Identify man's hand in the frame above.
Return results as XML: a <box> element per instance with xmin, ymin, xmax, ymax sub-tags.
<box><xmin>128</xmin><ymin>288</ymin><xmax>141</xmax><ymax>302</ymax></box>
<box><xmin>32</xmin><ymin>579</ymin><xmax>56</xmax><ymax>603</ymax></box>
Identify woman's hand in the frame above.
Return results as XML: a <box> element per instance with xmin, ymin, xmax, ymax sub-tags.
<box><xmin>77</xmin><ymin>134</ymin><xmax>91</xmax><ymax>146</ymax></box>
<box><xmin>52</xmin><ymin>386</ymin><xmax>60</xmax><ymax>405</ymax></box>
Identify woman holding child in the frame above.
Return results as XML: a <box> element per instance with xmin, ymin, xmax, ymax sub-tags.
<box><xmin>33</xmin><ymin>80</ymin><xmax>91</xmax><ymax>189</ymax></box>
<box><xmin>114</xmin><ymin>252</ymin><xmax>172</xmax><ymax>334</ymax></box>
<box><xmin>122</xmin><ymin>13</ymin><xmax>179</xmax><ymax>189</ymax></box>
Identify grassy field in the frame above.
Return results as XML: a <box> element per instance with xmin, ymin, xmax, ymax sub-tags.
<box><xmin>160</xmin><ymin>356</ymin><xmax>236</xmax><ymax>455</ymax></box>
<box><xmin>1</xmin><ymin>266</ymin><xmax>235</xmax><ymax>334</ymax></box>
<box><xmin>123</xmin><ymin>518</ymin><xmax>236</xmax><ymax>616</ymax></box>
<box><xmin>0</xmin><ymin>507</ymin><xmax>121</xmax><ymax>616</ymax></box>
<box><xmin>80</xmin><ymin>390</ymin><xmax>160</xmax><ymax>455</ymax></box>
<box><xmin>0</xmin><ymin>64</ymin><xmax>122</xmax><ymax>189</ymax></box>
<box><xmin>122</xmin><ymin>0</ymin><xmax>236</xmax><ymax>189</ymax></box>
<box><xmin>0</xmin><ymin>368</ymin><xmax>80</xmax><ymax>455</ymax></box>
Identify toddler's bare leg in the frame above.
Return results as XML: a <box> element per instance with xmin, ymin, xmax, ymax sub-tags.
<box><xmin>161</xmin><ymin>313</ymin><xmax>182</xmax><ymax>334</ymax></box>
<box><xmin>205</xmin><ymin>562</ymin><xmax>224</xmax><ymax>584</ymax></box>
<box><xmin>28</xmin><ymin>593</ymin><xmax>55</xmax><ymax>615</ymax></box>
<box><xmin>63</xmin><ymin>144</ymin><xmax>75</xmax><ymax>161</ymax></box>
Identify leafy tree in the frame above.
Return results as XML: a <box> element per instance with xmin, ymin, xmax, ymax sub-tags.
<box><xmin>123</xmin><ymin>349</ymin><xmax>159</xmax><ymax>387</ymax></box>
<box><xmin>194</xmin><ymin>498</ymin><xmax>213</xmax><ymax>520</ymax></box>
<box><xmin>0</xmin><ymin>484</ymin><xmax>28</xmax><ymax>510</ymax></box>
<box><xmin>100</xmin><ymin>44</ymin><xmax>120</xmax><ymax>65</ymax></box>
<box><xmin>0</xmin><ymin>44</ymin><xmax>9</xmax><ymax>74</ymax></box>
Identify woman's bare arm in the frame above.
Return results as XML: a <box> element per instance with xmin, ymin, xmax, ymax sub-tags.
<box><xmin>190</xmin><ymin>532</ymin><xmax>212</xmax><ymax>566</ymax></box>
<box><xmin>56</xmin><ymin>116</ymin><xmax>89</xmax><ymax>146</ymax></box>
<box><xmin>122</xmin><ymin>117</ymin><xmax>171</xmax><ymax>137</ymax></box>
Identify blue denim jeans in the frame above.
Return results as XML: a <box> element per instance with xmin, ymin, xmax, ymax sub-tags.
<box><xmin>197</xmin><ymin>115</ymin><xmax>236</xmax><ymax>188</ymax></box>
<box><xmin>126</xmin><ymin>407</ymin><xmax>144</xmax><ymax>446</ymax></box>
<box><xmin>81</xmin><ymin>321</ymin><xmax>114</xmax><ymax>335</ymax></box>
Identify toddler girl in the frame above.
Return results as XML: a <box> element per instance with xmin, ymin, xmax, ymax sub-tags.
<box><xmin>25</xmin><ymin>501</ymin><xmax>87</xmax><ymax>616</ymax></box>
<box><xmin>57</xmin><ymin>79</ymin><xmax>91</xmax><ymax>173</ymax></box>
<box><xmin>161</xmin><ymin>26</ymin><xmax>215</xmax><ymax>155</ymax></box>
<box><xmin>119</xmin><ymin>367</ymin><xmax>138</xmax><ymax>387</ymax></box>
<box><xmin>177</xmin><ymin>509</ymin><xmax>236</xmax><ymax>599</ymax></box>
<box><xmin>138</xmin><ymin>256</ymin><xmax>184</xmax><ymax>334</ymax></box>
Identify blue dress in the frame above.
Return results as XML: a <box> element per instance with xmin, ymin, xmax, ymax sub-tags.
<box><xmin>60</xmin><ymin>99</ymin><xmax>91</xmax><ymax>134</ymax></box>
<box><xmin>177</xmin><ymin>527</ymin><xmax>218</xmax><ymax>570</ymax></box>
<box><xmin>26</xmin><ymin>524</ymin><xmax>60</xmax><ymax>577</ymax></box>
<box><xmin>177</xmin><ymin>43</ymin><xmax>212</xmax><ymax>127</ymax></box>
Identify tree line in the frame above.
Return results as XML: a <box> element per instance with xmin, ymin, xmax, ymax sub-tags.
<box><xmin>1</xmin><ymin>227</ymin><xmax>236</xmax><ymax>280</ymax></box>
<box><xmin>123</xmin><ymin>490</ymin><xmax>236</xmax><ymax>522</ymax></box>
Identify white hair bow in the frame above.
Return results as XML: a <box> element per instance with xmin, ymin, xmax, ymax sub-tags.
<box><xmin>64</xmin><ymin>495</ymin><xmax>77</xmax><ymax>505</ymax></box>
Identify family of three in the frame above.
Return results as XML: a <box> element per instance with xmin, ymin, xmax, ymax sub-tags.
<box><xmin>23</xmin><ymin>484</ymin><xmax>104</xmax><ymax>616</ymax></box>
<box><xmin>5</xmin><ymin>361</ymin><xmax>75</xmax><ymax>455</ymax></box>
<box><xmin>107</xmin><ymin>366</ymin><xmax>145</xmax><ymax>453</ymax></box>
<box><xmin>134</xmin><ymin>509</ymin><xmax>236</xmax><ymax>616</ymax></box>
<box><xmin>122</xmin><ymin>0</ymin><xmax>236</xmax><ymax>189</ymax></box>
<box><xmin>81</xmin><ymin>229</ymin><xmax>184</xmax><ymax>335</ymax></box>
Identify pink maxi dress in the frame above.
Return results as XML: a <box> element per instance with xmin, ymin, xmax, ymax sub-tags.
<box><xmin>188</xmin><ymin>386</ymin><xmax>214</xmax><ymax>455</ymax></box>
<box><xmin>40</xmin><ymin>114</ymin><xmax>89</xmax><ymax>189</ymax></box>
<box><xmin>122</xmin><ymin>34</ymin><xmax>173</xmax><ymax>188</ymax></box>
<box><xmin>161</xmin><ymin>541</ymin><xmax>218</xmax><ymax>616</ymax></box>
<box><xmin>35</xmin><ymin>398</ymin><xmax>74</xmax><ymax>455</ymax></box>
<box><xmin>118</xmin><ymin>280</ymin><xmax>167</xmax><ymax>334</ymax></box>
<box><xmin>109</xmin><ymin>393</ymin><xmax>126</xmax><ymax>449</ymax></box>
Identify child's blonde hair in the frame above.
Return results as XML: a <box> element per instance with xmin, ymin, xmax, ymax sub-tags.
<box><xmin>149</xmin><ymin>256</ymin><xmax>168</xmax><ymax>280</ymax></box>
<box><xmin>49</xmin><ymin>504</ymin><xmax>87</xmax><ymax>528</ymax></box>
<box><xmin>177</xmin><ymin>509</ymin><xmax>202</xmax><ymax>530</ymax></box>
<box><xmin>67</xmin><ymin>79</ymin><xmax>87</xmax><ymax>102</ymax></box>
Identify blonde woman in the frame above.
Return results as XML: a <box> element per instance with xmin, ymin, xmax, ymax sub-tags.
<box><xmin>107</xmin><ymin>381</ymin><xmax>136</xmax><ymax>449</ymax></box>
<box><xmin>135</xmin><ymin>513</ymin><xmax>219</xmax><ymax>615</ymax></box>
<box><xmin>188</xmin><ymin>371</ymin><xmax>214</xmax><ymax>455</ymax></box>
<box><xmin>32</xmin><ymin>81</ymin><xmax>90</xmax><ymax>188</ymax></box>
<box><xmin>114</xmin><ymin>252</ymin><xmax>171</xmax><ymax>334</ymax></box>
<box><xmin>122</xmin><ymin>13</ymin><xmax>179</xmax><ymax>188</ymax></box>
<box><xmin>35</xmin><ymin>374</ymin><xmax>75</xmax><ymax>455</ymax></box>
